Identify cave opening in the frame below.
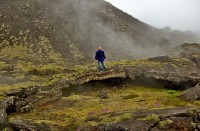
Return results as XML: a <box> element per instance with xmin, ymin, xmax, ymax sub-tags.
<box><xmin>62</xmin><ymin>75</ymin><xmax>198</xmax><ymax>97</ymax></box>
<box><xmin>62</xmin><ymin>77</ymin><xmax>132</xmax><ymax>97</ymax></box>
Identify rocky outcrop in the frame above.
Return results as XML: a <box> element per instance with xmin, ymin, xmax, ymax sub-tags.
<box><xmin>72</xmin><ymin>62</ymin><xmax>200</xmax><ymax>89</ymax></box>
<box><xmin>178</xmin><ymin>43</ymin><xmax>200</xmax><ymax>68</ymax></box>
<box><xmin>74</xmin><ymin>68</ymin><xmax>126</xmax><ymax>85</ymax></box>
<box><xmin>88</xmin><ymin>107</ymin><xmax>200</xmax><ymax>131</ymax></box>
<box><xmin>9</xmin><ymin>119</ymin><xmax>50</xmax><ymax>131</ymax></box>
<box><xmin>0</xmin><ymin>109</ymin><xmax>7</xmax><ymax>129</ymax></box>
<box><xmin>179</xmin><ymin>83</ymin><xmax>200</xmax><ymax>102</ymax></box>
<box><xmin>0</xmin><ymin>97</ymin><xmax>14</xmax><ymax>129</ymax></box>
<box><xmin>0</xmin><ymin>81</ymin><xmax>65</xmax><ymax>130</ymax></box>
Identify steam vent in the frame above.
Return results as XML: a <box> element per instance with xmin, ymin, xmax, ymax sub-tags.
<box><xmin>0</xmin><ymin>0</ymin><xmax>200</xmax><ymax>130</ymax></box>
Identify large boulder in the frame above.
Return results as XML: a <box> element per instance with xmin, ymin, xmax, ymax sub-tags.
<box><xmin>0</xmin><ymin>97</ymin><xmax>14</xmax><ymax>129</ymax></box>
<box><xmin>179</xmin><ymin>83</ymin><xmax>200</xmax><ymax>102</ymax></box>
<box><xmin>0</xmin><ymin>108</ymin><xmax>7</xmax><ymax>129</ymax></box>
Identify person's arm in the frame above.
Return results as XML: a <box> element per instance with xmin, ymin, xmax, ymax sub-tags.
<box><xmin>103</xmin><ymin>51</ymin><xmax>106</xmax><ymax>60</ymax></box>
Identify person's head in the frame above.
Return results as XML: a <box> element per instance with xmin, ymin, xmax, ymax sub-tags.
<box><xmin>98</xmin><ymin>47</ymin><xmax>102</xmax><ymax>50</ymax></box>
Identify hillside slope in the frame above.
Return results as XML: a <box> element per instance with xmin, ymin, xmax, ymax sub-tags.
<box><xmin>0</xmin><ymin>0</ymin><xmax>199</xmax><ymax>64</ymax></box>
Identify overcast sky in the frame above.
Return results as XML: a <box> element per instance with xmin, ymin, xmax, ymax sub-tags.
<box><xmin>105</xmin><ymin>0</ymin><xmax>200</xmax><ymax>32</ymax></box>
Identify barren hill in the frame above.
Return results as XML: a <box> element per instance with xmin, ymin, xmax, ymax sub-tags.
<box><xmin>0</xmin><ymin>0</ymin><xmax>199</xmax><ymax>64</ymax></box>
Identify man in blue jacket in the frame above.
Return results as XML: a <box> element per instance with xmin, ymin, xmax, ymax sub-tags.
<box><xmin>95</xmin><ymin>47</ymin><xmax>107</xmax><ymax>71</ymax></box>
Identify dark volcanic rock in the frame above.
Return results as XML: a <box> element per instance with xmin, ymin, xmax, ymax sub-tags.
<box><xmin>85</xmin><ymin>107</ymin><xmax>197</xmax><ymax>131</ymax></box>
<box><xmin>0</xmin><ymin>97</ymin><xmax>14</xmax><ymax>109</ymax></box>
<box><xmin>26</xmin><ymin>88</ymin><xmax>62</xmax><ymax>106</ymax></box>
<box><xmin>97</xmin><ymin>120</ymin><xmax>150</xmax><ymax>131</ymax></box>
<box><xmin>5</xmin><ymin>89</ymin><xmax>23</xmax><ymax>97</ymax></box>
<box><xmin>0</xmin><ymin>97</ymin><xmax>14</xmax><ymax>129</ymax></box>
<box><xmin>0</xmin><ymin>108</ymin><xmax>7</xmax><ymax>129</ymax></box>
<box><xmin>9</xmin><ymin>119</ymin><xmax>50</xmax><ymax>131</ymax></box>
<box><xmin>179</xmin><ymin>83</ymin><xmax>200</xmax><ymax>102</ymax></box>
<box><xmin>14</xmin><ymin>97</ymin><xmax>33</xmax><ymax>113</ymax></box>
<box><xmin>99</xmin><ymin>90</ymin><xmax>109</xmax><ymax>99</ymax></box>
<box><xmin>23</xmin><ymin>85</ymin><xmax>39</xmax><ymax>97</ymax></box>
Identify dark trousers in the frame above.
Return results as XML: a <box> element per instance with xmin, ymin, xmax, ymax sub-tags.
<box><xmin>98</xmin><ymin>61</ymin><xmax>106</xmax><ymax>71</ymax></box>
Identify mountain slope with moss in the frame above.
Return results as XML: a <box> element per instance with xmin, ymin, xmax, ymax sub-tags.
<box><xmin>0</xmin><ymin>0</ymin><xmax>199</xmax><ymax>64</ymax></box>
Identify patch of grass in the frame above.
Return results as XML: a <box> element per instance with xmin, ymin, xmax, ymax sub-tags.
<box><xmin>71</xmin><ymin>63</ymin><xmax>97</xmax><ymax>73</ymax></box>
<box><xmin>70</xmin><ymin>59</ymin><xmax>165</xmax><ymax>73</ymax></box>
<box><xmin>0</xmin><ymin>45</ymin><xmax>36</xmax><ymax>61</ymax></box>
<box><xmin>0</xmin><ymin>35</ymin><xmax>66</xmax><ymax>68</ymax></box>
<box><xmin>107</xmin><ymin>59</ymin><xmax>165</xmax><ymax>68</ymax></box>
<box><xmin>167</xmin><ymin>90</ymin><xmax>178</xmax><ymax>94</ymax></box>
<box><xmin>16</xmin><ymin>61</ymin><xmax>65</xmax><ymax>76</ymax></box>
<box><xmin>0</xmin><ymin>81</ymin><xmax>37</xmax><ymax>93</ymax></box>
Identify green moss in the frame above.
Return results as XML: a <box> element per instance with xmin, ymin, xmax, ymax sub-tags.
<box><xmin>158</xmin><ymin>119</ymin><xmax>173</xmax><ymax>129</ymax></box>
<box><xmin>107</xmin><ymin>59</ymin><xmax>164</xmax><ymax>67</ymax></box>
<box><xmin>16</xmin><ymin>61</ymin><xmax>65</xmax><ymax>76</ymax></box>
<box><xmin>0</xmin><ymin>61</ymin><xmax>6</xmax><ymax>70</ymax></box>
<box><xmin>187</xmin><ymin>108</ymin><xmax>198</xmax><ymax>116</ymax></box>
<box><xmin>0</xmin><ymin>45</ymin><xmax>36</xmax><ymax>61</ymax></box>
<box><xmin>0</xmin><ymin>81</ymin><xmax>37</xmax><ymax>93</ymax></box>
<box><xmin>85</xmin><ymin>121</ymin><xmax>99</xmax><ymax>126</ymax></box>
<box><xmin>0</xmin><ymin>35</ymin><xmax>66</xmax><ymax>67</ymax></box>
<box><xmin>72</xmin><ymin>63</ymin><xmax>97</xmax><ymax>73</ymax></box>
<box><xmin>167</xmin><ymin>90</ymin><xmax>178</xmax><ymax>94</ymax></box>
<box><xmin>2</xmin><ymin>127</ymin><xmax>9</xmax><ymax>131</ymax></box>
<box><xmin>139</xmin><ymin>114</ymin><xmax>160</xmax><ymax>122</ymax></box>
<box><xmin>68</xmin><ymin>124</ymin><xmax>80</xmax><ymax>131</ymax></box>
<box><xmin>97</xmin><ymin>113</ymin><xmax>133</xmax><ymax>125</ymax></box>
<box><xmin>116</xmin><ymin>113</ymin><xmax>133</xmax><ymax>121</ymax></box>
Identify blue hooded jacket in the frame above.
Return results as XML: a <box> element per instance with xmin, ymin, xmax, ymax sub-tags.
<box><xmin>95</xmin><ymin>50</ymin><xmax>106</xmax><ymax>61</ymax></box>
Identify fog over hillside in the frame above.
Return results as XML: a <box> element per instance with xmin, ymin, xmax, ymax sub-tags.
<box><xmin>105</xmin><ymin>0</ymin><xmax>200</xmax><ymax>33</ymax></box>
<box><xmin>0</xmin><ymin>0</ymin><xmax>199</xmax><ymax>63</ymax></box>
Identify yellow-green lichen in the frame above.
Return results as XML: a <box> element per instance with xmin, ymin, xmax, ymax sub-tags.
<box><xmin>139</xmin><ymin>114</ymin><xmax>160</xmax><ymax>122</ymax></box>
<box><xmin>0</xmin><ymin>81</ymin><xmax>37</xmax><ymax>93</ymax></box>
<box><xmin>0</xmin><ymin>61</ymin><xmax>6</xmax><ymax>70</ymax></box>
<box><xmin>158</xmin><ymin>119</ymin><xmax>173</xmax><ymax>129</ymax></box>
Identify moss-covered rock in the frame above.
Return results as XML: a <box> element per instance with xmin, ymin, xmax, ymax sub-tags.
<box><xmin>158</xmin><ymin>119</ymin><xmax>173</xmax><ymax>129</ymax></box>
